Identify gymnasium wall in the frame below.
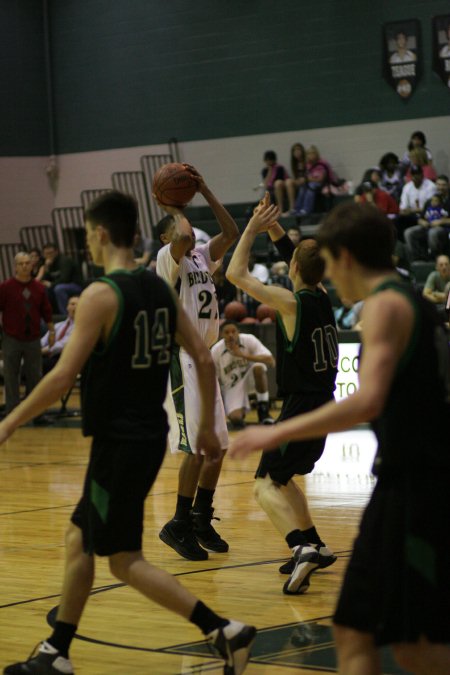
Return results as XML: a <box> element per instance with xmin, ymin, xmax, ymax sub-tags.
<box><xmin>0</xmin><ymin>0</ymin><xmax>449</xmax><ymax>241</ymax></box>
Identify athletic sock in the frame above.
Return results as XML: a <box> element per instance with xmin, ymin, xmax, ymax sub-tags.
<box><xmin>256</xmin><ymin>391</ymin><xmax>269</xmax><ymax>402</ymax></box>
<box><xmin>47</xmin><ymin>621</ymin><xmax>77</xmax><ymax>658</ymax></box>
<box><xmin>285</xmin><ymin>529</ymin><xmax>308</xmax><ymax>549</ymax></box>
<box><xmin>174</xmin><ymin>494</ymin><xmax>194</xmax><ymax>521</ymax></box>
<box><xmin>300</xmin><ymin>526</ymin><xmax>323</xmax><ymax>547</ymax></box>
<box><xmin>190</xmin><ymin>600</ymin><xmax>228</xmax><ymax>635</ymax></box>
<box><xmin>193</xmin><ymin>486</ymin><xmax>214</xmax><ymax>514</ymax></box>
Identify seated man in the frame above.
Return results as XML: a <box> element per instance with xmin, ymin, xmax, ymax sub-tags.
<box><xmin>41</xmin><ymin>242</ymin><xmax>82</xmax><ymax>314</ymax></box>
<box><xmin>423</xmin><ymin>255</ymin><xmax>450</xmax><ymax>309</ymax></box>
<box><xmin>41</xmin><ymin>296</ymin><xmax>79</xmax><ymax>374</ymax></box>
<box><xmin>212</xmin><ymin>320</ymin><xmax>275</xmax><ymax>428</ymax></box>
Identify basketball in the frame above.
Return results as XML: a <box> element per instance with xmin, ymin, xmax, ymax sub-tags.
<box><xmin>224</xmin><ymin>301</ymin><xmax>247</xmax><ymax>321</ymax></box>
<box><xmin>152</xmin><ymin>163</ymin><xmax>197</xmax><ymax>207</ymax></box>
<box><xmin>256</xmin><ymin>304</ymin><xmax>277</xmax><ymax>322</ymax></box>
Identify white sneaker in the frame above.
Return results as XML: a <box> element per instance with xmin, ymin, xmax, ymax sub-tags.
<box><xmin>207</xmin><ymin>620</ymin><xmax>256</xmax><ymax>674</ymax></box>
<box><xmin>283</xmin><ymin>545</ymin><xmax>320</xmax><ymax>595</ymax></box>
<box><xmin>4</xmin><ymin>641</ymin><xmax>74</xmax><ymax>674</ymax></box>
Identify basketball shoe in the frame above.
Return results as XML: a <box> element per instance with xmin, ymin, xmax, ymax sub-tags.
<box><xmin>3</xmin><ymin>641</ymin><xmax>74</xmax><ymax>674</ymax></box>
<box><xmin>159</xmin><ymin>518</ymin><xmax>208</xmax><ymax>561</ymax></box>
<box><xmin>191</xmin><ymin>508</ymin><xmax>229</xmax><ymax>553</ymax></box>
<box><xmin>279</xmin><ymin>544</ymin><xmax>337</xmax><ymax>574</ymax></box>
<box><xmin>256</xmin><ymin>401</ymin><xmax>274</xmax><ymax>425</ymax></box>
<box><xmin>282</xmin><ymin>544</ymin><xmax>320</xmax><ymax>595</ymax></box>
<box><xmin>207</xmin><ymin>620</ymin><xmax>256</xmax><ymax>674</ymax></box>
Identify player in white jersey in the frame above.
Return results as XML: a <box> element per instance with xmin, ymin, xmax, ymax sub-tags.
<box><xmin>212</xmin><ymin>321</ymin><xmax>275</xmax><ymax>428</ymax></box>
<box><xmin>155</xmin><ymin>165</ymin><xmax>239</xmax><ymax>561</ymax></box>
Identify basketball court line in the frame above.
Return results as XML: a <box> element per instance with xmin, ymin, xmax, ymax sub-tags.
<box><xmin>0</xmin><ymin>550</ymin><xmax>352</xmax><ymax>609</ymax></box>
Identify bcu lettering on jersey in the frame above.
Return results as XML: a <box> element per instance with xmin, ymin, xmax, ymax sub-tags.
<box><xmin>432</xmin><ymin>14</ymin><xmax>450</xmax><ymax>90</ymax></box>
<box><xmin>383</xmin><ymin>19</ymin><xmax>421</xmax><ymax>100</ymax></box>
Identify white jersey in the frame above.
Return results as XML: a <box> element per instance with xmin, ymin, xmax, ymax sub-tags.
<box><xmin>156</xmin><ymin>242</ymin><xmax>220</xmax><ymax>348</ymax></box>
<box><xmin>212</xmin><ymin>333</ymin><xmax>272</xmax><ymax>390</ymax></box>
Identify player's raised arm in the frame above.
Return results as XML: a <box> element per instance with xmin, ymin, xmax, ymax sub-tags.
<box><xmin>173</xmin><ymin>296</ymin><xmax>221</xmax><ymax>460</ymax></box>
<box><xmin>185</xmin><ymin>165</ymin><xmax>239</xmax><ymax>261</ymax></box>
<box><xmin>229</xmin><ymin>291</ymin><xmax>414</xmax><ymax>459</ymax></box>
<box><xmin>0</xmin><ymin>283</ymin><xmax>117</xmax><ymax>444</ymax></box>
<box><xmin>226</xmin><ymin>201</ymin><xmax>297</xmax><ymax>315</ymax></box>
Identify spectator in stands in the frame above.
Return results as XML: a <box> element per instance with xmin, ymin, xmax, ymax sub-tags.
<box><xmin>249</xmin><ymin>254</ymin><xmax>269</xmax><ymax>284</ymax></box>
<box><xmin>285</xmin><ymin>227</ymin><xmax>300</xmax><ymax>247</ymax></box>
<box><xmin>423</xmin><ymin>255</ymin><xmax>450</xmax><ymax>307</ymax></box>
<box><xmin>439</xmin><ymin>23</ymin><xmax>450</xmax><ymax>58</ymax></box>
<box><xmin>133</xmin><ymin>229</ymin><xmax>153</xmax><ymax>266</ymax></box>
<box><xmin>358</xmin><ymin>181</ymin><xmax>399</xmax><ymax>217</ymax></box>
<box><xmin>40</xmin><ymin>243</ymin><xmax>83</xmax><ymax>315</ymax></box>
<box><xmin>29</xmin><ymin>248</ymin><xmax>45</xmax><ymax>281</ymax></box>
<box><xmin>397</xmin><ymin>166</ymin><xmax>436</xmax><ymax>243</ymax></box>
<box><xmin>284</xmin><ymin>143</ymin><xmax>307</xmax><ymax>216</ymax></box>
<box><xmin>41</xmin><ymin>296</ymin><xmax>79</xmax><ymax>374</ymax></box>
<box><xmin>434</xmin><ymin>174</ymin><xmax>450</xmax><ymax>212</ymax></box>
<box><xmin>261</xmin><ymin>150</ymin><xmax>290</xmax><ymax>214</ymax></box>
<box><xmin>379</xmin><ymin>152</ymin><xmax>403</xmax><ymax>202</ymax></box>
<box><xmin>404</xmin><ymin>194</ymin><xmax>449</xmax><ymax>262</ymax></box>
<box><xmin>211</xmin><ymin>320</ymin><xmax>275</xmax><ymax>428</ymax></box>
<box><xmin>400</xmin><ymin>130</ymin><xmax>432</xmax><ymax>170</ymax></box>
<box><xmin>405</xmin><ymin>147</ymin><xmax>437</xmax><ymax>183</ymax></box>
<box><xmin>294</xmin><ymin>145</ymin><xmax>335</xmax><ymax>216</ymax></box>
<box><xmin>0</xmin><ymin>252</ymin><xmax>54</xmax><ymax>422</ymax></box>
<box><xmin>270</xmin><ymin>261</ymin><xmax>293</xmax><ymax>290</ymax></box>
<box><xmin>354</xmin><ymin>168</ymin><xmax>383</xmax><ymax>200</ymax></box>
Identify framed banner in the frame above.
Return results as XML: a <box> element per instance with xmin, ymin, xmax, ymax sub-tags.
<box><xmin>383</xmin><ymin>19</ymin><xmax>421</xmax><ymax>100</ymax></box>
<box><xmin>432</xmin><ymin>14</ymin><xmax>450</xmax><ymax>89</ymax></box>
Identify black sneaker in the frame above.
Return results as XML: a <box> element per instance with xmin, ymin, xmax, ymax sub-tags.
<box><xmin>191</xmin><ymin>508</ymin><xmax>229</xmax><ymax>553</ymax></box>
<box><xmin>4</xmin><ymin>641</ymin><xmax>74</xmax><ymax>674</ymax></box>
<box><xmin>279</xmin><ymin>545</ymin><xmax>337</xmax><ymax>574</ymax></box>
<box><xmin>159</xmin><ymin>518</ymin><xmax>208</xmax><ymax>561</ymax></box>
<box><xmin>256</xmin><ymin>402</ymin><xmax>273</xmax><ymax>424</ymax></box>
<box><xmin>207</xmin><ymin>620</ymin><xmax>256</xmax><ymax>675</ymax></box>
<box><xmin>282</xmin><ymin>545</ymin><xmax>320</xmax><ymax>595</ymax></box>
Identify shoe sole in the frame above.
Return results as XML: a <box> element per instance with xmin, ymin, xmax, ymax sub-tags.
<box><xmin>279</xmin><ymin>554</ymin><xmax>337</xmax><ymax>575</ymax></box>
<box><xmin>195</xmin><ymin>536</ymin><xmax>229</xmax><ymax>553</ymax></box>
<box><xmin>225</xmin><ymin>626</ymin><xmax>257</xmax><ymax>675</ymax></box>
<box><xmin>159</xmin><ymin>528</ymin><xmax>208</xmax><ymax>561</ymax></box>
<box><xmin>283</xmin><ymin>561</ymin><xmax>319</xmax><ymax>595</ymax></box>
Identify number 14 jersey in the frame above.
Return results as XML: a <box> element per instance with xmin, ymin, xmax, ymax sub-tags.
<box><xmin>156</xmin><ymin>243</ymin><xmax>219</xmax><ymax>348</ymax></box>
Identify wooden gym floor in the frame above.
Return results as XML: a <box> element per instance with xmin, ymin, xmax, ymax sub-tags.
<box><xmin>0</xmin><ymin>395</ymin><xmax>407</xmax><ymax>674</ymax></box>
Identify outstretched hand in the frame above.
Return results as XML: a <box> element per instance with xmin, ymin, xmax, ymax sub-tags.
<box><xmin>228</xmin><ymin>424</ymin><xmax>280</xmax><ymax>459</ymax></box>
<box><xmin>247</xmin><ymin>195</ymin><xmax>280</xmax><ymax>234</ymax></box>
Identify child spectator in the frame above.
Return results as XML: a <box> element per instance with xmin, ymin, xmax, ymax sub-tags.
<box><xmin>261</xmin><ymin>150</ymin><xmax>290</xmax><ymax>214</ymax></box>
<box><xmin>284</xmin><ymin>143</ymin><xmax>306</xmax><ymax>215</ymax></box>
<box><xmin>379</xmin><ymin>152</ymin><xmax>403</xmax><ymax>202</ymax></box>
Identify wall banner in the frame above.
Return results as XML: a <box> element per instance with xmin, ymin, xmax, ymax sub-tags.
<box><xmin>383</xmin><ymin>19</ymin><xmax>421</xmax><ymax>100</ymax></box>
<box><xmin>432</xmin><ymin>15</ymin><xmax>450</xmax><ymax>90</ymax></box>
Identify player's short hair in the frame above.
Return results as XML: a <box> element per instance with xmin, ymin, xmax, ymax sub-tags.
<box><xmin>221</xmin><ymin>320</ymin><xmax>239</xmax><ymax>332</ymax></box>
<box><xmin>84</xmin><ymin>191</ymin><xmax>138</xmax><ymax>247</ymax></box>
<box><xmin>155</xmin><ymin>215</ymin><xmax>175</xmax><ymax>242</ymax></box>
<box><xmin>293</xmin><ymin>239</ymin><xmax>325</xmax><ymax>286</ymax></box>
<box><xmin>318</xmin><ymin>202</ymin><xmax>395</xmax><ymax>271</ymax></box>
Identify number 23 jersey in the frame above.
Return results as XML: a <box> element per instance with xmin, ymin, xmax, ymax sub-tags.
<box><xmin>156</xmin><ymin>242</ymin><xmax>220</xmax><ymax>348</ymax></box>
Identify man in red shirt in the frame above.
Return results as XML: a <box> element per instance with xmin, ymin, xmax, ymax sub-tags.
<box><xmin>358</xmin><ymin>181</ymin><xmax>399</xmax><ymax>216</ymax></box>
<box><xmin>0</xmin><ymin>252</ymin><xmax>54</xmax><ymax>418</ymax></box>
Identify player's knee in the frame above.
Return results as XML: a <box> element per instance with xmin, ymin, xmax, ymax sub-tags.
<box><xmin>109</xmin><ymin>554</ymin><xmax>130</xmax><ymax>582</ymax></box>
<box><xmin>253</xmin><ymin>476</ymin><xmax>277</xmax><ymax>506</ymax></box>
<box><xmin>333</xmin><ymin>625</ymin><xmax>374</xmax><ymax>662</ymax></box>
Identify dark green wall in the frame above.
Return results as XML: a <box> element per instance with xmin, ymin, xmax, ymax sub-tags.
<box><xmin>2</xmin><ymin>1</ymin><xmax>449</xmax><ymax>156</ymax></box>
<box><xmin>0</xmin><ymin>1</ymin><xmax>48</xmax><ymax>155</ymax></box>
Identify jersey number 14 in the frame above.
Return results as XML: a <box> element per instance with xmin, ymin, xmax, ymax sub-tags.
<box><xmin>132</xmin><ymin>308</ymin><xmax>171</xmax><ymax>368</ymax></box>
